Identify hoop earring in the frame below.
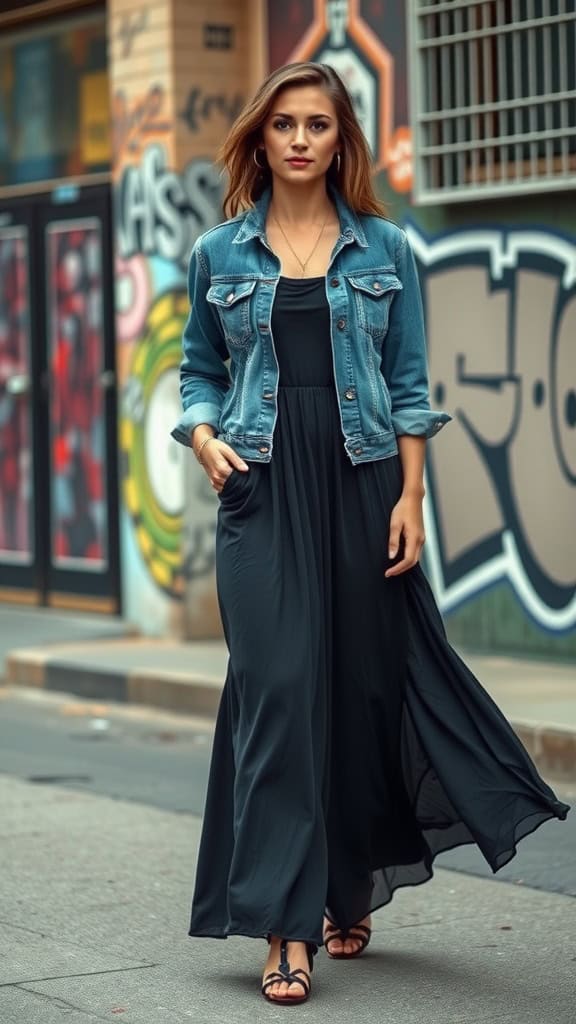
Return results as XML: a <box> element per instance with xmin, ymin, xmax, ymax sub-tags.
<box><xmin>253</xmin><ymin>148</ymin><xmax>267</xmax><ymax>169</ymax></box>
<box><xmin>334</xmin><ymin>152</ymin><xmax>341</xmax><ymax>173</ymax></box>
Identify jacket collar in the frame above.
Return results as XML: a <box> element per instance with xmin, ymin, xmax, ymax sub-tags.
<box><xmin>232</xmin><ymin>185</ymin><xmax>369</xmax><ymax>249</ymax></box>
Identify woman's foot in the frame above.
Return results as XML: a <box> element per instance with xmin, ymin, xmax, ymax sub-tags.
<box><xmin>323</xmin><ymin>914</ymin><xmax>372</xmax><ymax>958</ymax></box>
<box><xmin>262</xmin><ymin>937</ymin><xmax>313</xmax><ymax>1003</ymax></box>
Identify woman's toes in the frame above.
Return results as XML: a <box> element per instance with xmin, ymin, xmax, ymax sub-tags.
<box><xmin>287</xmin><ymin>981</ymin><xmax>304</xmax><ymax>999</ymax></box>
<box><xmin>273</xmin><ymin>980</ymin><xmax>294</xmax><ymax>999</ymax></box>
<box><xmin>279</xmin><ymin>976</ymin><xmax>305</xmax><ymax>999</ymax></box>
<box><xmin>343</xmin><ymin>937</ymin><xmax>361</xmax><ymax>955</ymax></box>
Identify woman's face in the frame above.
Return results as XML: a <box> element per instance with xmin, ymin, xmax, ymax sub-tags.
<box><xmin>261</xmin><ymin>85</ymin><xmax>340</xmax><ymax>185</ymax></box>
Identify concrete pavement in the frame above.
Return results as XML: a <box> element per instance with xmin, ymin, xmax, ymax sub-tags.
<box><xmin>0</xmin><ymin>772</ymin><xmax>574</xmax><ymax>1024</ymax></box>
<box><xmin>0</xmin><ymin>604</ymin><xmax>133</xmax><ymax>680</ymax></box>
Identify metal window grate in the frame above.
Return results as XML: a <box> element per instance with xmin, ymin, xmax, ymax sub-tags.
<box><xmin>408</xmin><ymin>0</ymin><xmax>576</xmax><ymax>203</ymax></box>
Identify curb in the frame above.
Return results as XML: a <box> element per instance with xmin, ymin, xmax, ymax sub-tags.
<box><xmin>5</xmin><ymin>649</ymin><xmax>223</xmax><ymax>719</ymax></box>
<box><xmin>512</xmin><ymin>720</ymin><xmax>576</xmax><ymax>784</ymax></box>
<box><xmin>5</xmin><ymin>648</ymin><xmax>576</xmax><ymax>782</ymax></box>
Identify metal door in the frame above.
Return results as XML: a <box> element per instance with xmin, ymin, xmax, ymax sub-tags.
<box><xmin>0</xmin><ymin>186</ymin><xmax>120</xmax><ymax>611</ymax></box>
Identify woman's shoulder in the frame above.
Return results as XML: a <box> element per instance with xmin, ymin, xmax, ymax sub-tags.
<box><xmin>195</xmin><ymin>212</ymin><xmax>248</xmax><ymax>253</ymax></box>
<box><xmin>358</xmin><ymin>212</ymin><xmax>407</xmax><ymax>249</ymax></box>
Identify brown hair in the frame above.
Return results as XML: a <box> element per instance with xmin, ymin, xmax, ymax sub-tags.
<box><xmin>219</xmin><ymin>62</ymin><xmax>387</xmax><ymax>219</ymax></box>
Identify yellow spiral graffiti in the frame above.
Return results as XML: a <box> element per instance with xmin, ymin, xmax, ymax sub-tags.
<box><xmin>120</xmin><ymin>289</ymin><xmax>188</xmax><ymax>597</ymax></box>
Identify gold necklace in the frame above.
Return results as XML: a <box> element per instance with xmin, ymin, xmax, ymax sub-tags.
<box><xmin>272</xmin><ymin>213</ymin><xmax>329</xmax><ymax>277</ymax></box>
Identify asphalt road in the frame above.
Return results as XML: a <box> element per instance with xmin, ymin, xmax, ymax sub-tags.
<box><xmin>0</xmin><ymin>686</ymin><xmax>574</xmax><ymax>898</ymax></box>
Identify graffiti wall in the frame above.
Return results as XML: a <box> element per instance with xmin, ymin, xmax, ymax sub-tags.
<box><xmin>109</xmin><ymin>0</ymin><xmax>249</xmax><ymax>636</ymax></box>
<box><xmin>267</xmin><ymin>0</ymin><xmax>576</xmax><ymax>656</ymax></box>
<box><xmin>414</xmin><ymin>227</ymin><xmax>576</xmax><ymax>636</ymax></box>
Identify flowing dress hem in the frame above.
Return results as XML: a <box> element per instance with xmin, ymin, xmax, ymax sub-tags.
<box><xmin>188</xmin><ymin>802</ymin><xmax>569</xmax><ymax>942</ymax></box>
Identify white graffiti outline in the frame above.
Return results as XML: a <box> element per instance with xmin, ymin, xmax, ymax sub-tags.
<box><xmin>407</xmin><ymin>224</ymin><xmax>576</xmax><ymax>632</ymax></box>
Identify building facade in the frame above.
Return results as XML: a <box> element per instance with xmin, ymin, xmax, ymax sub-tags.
<box><xmin>0</xmin><ymin>0</ymin><xmax>574</xmax><ymax>659</ymax></box>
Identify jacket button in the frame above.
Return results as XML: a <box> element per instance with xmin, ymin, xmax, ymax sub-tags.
<box><xmin>354</xmin><ymin>447</ymin><xmax>363</xmax><ymax>455</ymax></box>
<box><xmin>226</xmin><ymin>291</ymin><xmax>235</xmax><ymax>303</ymax></box>
<box><xmin>259</xmin><ymin>445</ymin><xmax>269</xmax><ymax>453</ymax></box>
<box><xmin>344</xmin><ymin>388</ymin><xmax>356</xmax><ymax>400</ymax></box>
<box><xmin>337</xmin><ymin>318</ymin><xmax>346</xmax><ymax>330</ymax></box>
<box><xmin>372</xmin><ymin>281</ymin><xmax>382</xmax><ymax>291</ymax></box>
<box><xmin>330</xmin><ymin>278</ymin><xmax>339</xmax><ymax>287</ymax></box>
<box><xmin>263</xmin><ymin>392</ymin><xmax>274</xmax><ymax>400</ymax></box>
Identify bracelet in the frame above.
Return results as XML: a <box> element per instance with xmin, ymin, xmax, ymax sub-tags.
<box><xmin>195</xmin><ymin>435</ymin><xmax>216</xmax><ymax>464</ymax></box>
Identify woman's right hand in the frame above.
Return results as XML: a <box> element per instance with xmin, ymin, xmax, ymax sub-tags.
<box><xmin>196</xmin><ymin>437</ymin><xmax>249</xmax><ymax>493</ymax></box>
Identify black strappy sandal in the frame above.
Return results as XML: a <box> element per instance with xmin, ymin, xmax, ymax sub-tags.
<box><xmin>261</xmin><ymin>938</ymin><xmax>315</xmax><ymax>1005</ymax></box>
<box><xmin>323</xmin><ymin>914</ymin><xmax>372</xmax><ymax>960</ymax></box>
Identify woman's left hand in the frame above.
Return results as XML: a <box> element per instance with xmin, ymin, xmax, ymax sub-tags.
<box><xmin>385</xmin><ymin>492</ymin><xmax>426</xmax><ymax>577</ymax></box>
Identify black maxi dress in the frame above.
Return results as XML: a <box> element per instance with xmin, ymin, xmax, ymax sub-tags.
<box><xmin>188</xmin><ymin>276</ymin><xmax>569</xmax><ymax>948</ymax></box>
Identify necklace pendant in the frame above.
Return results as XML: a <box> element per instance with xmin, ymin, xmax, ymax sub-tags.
<box><xmin>273</xmin><ymin>212</ymin><xmax>329</xmax><ymax>280</ymax></box>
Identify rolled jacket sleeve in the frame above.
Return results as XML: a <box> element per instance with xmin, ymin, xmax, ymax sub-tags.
<box><xmin>382</xmin><ymin>230</ymin><xmax>451</xmax><ymax>439</ymax></box>
<box><xmin>170</xmin><ymin>238</ymin><xmax>230</xmax><ymax>448</ymax></box>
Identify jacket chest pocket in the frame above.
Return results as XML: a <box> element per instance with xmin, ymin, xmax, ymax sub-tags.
<box><xmin>207</xmin><ymin>280</ymin><xmax>257</xmax><ymax>349</ymax></box>
<box><xmin>349</xmin><ymin>273</ymin><xmax>402</xmax><ymax>340</ymax></box>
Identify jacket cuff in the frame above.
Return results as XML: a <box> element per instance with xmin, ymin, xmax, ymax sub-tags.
<box><xmin>391</xmin><ymin>408</ymin><xmax>452</xmax><ymax>439</ymax></box>
<box><xmin>170</xmin><ymin>402</ymin><xmax>222</xmax><ymax>448</ymax></box>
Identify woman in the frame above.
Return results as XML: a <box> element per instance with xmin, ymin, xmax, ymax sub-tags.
<box><xmin>171</xmin><ymin>62</ymin><xmax>569</xmax><ymax>1006</ymax></box>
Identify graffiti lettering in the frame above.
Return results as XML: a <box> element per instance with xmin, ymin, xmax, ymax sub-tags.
<box><xmin>179</xmin><ymin>86</ymin><xmax>244</xmax><ymax>133</ymax></box>
<box><xmin>408</xmin><ymin>226</ymin><xmax>576</xmax><ymax>631</ymax></box>
<box><xmin>116</xmin><ymin>145</ymin><xmax>222</xmax><ymax>265</ymax></box>
<box><xmin>117</xmin><ymin>9</ymin><xmax>149</xmax><ymax>58</ymax></box>
<box><xmin>113</xmin><ymin>86</ymin><xmax>171</xmax><ymax>159</ymax></box>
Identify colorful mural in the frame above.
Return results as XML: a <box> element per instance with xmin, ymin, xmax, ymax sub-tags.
<box><xmin>109</xmin><ymin>0</ymin><xmax>241</xmax><ymax>634</ymax></box>
<box><xmin>113</xmin><ymin>149</ymin><xmax>222</xmax><ymax>627</ymax></box>
<box><xmin>0</xmin><ymin>228</ymin><xmax>31</xmax><ymax>561</ymax></box>
<box><xmin>46</xmin><ymin>221</ymin><xmax>107</xmax><ymax>567</ymax></box>
<box><xmin>118</xmin><ymin>274</ymin><xmax>219</xmax><ymax>595</ymax></box>
<box><xmin>120</xmin><ymin>288</ymin><xmax>188</xmax><ymax>597</ymax></box>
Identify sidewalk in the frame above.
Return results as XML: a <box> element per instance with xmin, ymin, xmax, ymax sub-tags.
<box><xmin>1</xmin><ymin>772</ymin><xmax>572</xmax><ymax>1024</ymax></box>
<box><xmin>0</xmin><ymin>604</ymin><xmax>134</xmax><ymax>672</ymax></box>
<box><xmin>2</xmin><ymin>605</ymin><xmax>576</xmax><ymax>780</ymax></box>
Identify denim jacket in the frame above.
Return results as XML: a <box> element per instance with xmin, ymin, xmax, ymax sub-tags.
<box><xmin>170</xmin><ymin>187</ymin><xmax>451</xmax><ymax>464</ymax></box>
